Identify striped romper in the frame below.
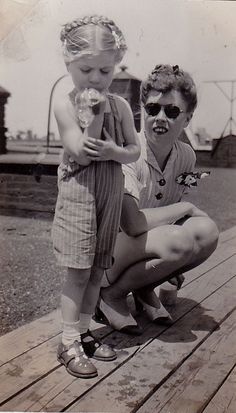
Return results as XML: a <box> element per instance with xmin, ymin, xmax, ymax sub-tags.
<box><xmin>52</xmin><ymin>93</ymin><xmax>124</xmax><ymax>270</ymax></box>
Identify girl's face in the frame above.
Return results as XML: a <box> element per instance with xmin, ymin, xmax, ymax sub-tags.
<box><xmin>144</xmin><ymin>89</ymin><xmax>192</xmax><ymax>148</ymax></box>
<box><xmin>67</xmin><ymin>51</ymin><xmax>116</xmax><ymax>93</ymax></box>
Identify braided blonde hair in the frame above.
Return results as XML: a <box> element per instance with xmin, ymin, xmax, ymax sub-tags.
<box><xmin>60</xmin><ymin>15</ymin><xmax>127</xmax><ymax>63</ymax></box>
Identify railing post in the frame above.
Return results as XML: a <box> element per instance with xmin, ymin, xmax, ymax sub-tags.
<box><xmin>46</xmin><ymin>74</ymin><xmax>68</xmax><ymax>153</ymax></box>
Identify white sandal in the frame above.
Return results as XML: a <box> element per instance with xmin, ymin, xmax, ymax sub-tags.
<box><xmin>136</xmin><ymin>296</ymin><xmax>173</xmax><ymax>325</ymax></box>
<box><xmin>95</xmin><ymin>298</ymin><xmax>143</xmax><ymax>335</ymax></box>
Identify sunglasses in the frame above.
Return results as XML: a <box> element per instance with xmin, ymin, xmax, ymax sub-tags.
<box><xmin>144</xmin><ymin>103</ymin><xmax>184</xmax><ymax>119</ymax></box>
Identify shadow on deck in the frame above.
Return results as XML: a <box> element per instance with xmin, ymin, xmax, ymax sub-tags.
<box><xmin>0</xmin><ymin>226</ymin><xmax>236</xmax><ymax>412</ymax></box>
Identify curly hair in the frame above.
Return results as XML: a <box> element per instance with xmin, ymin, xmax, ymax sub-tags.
<box><xmin>141</xmin><ymin>64</ymin><xmax>197</xmax><ymax>113</ymax></box>
<box><xmin>60</xmin><ymin>15</ymin><xmax>127</xmax><ymax>64</ymax></box>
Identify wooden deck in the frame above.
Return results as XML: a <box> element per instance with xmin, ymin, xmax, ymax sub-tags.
<box><xmin>0</xmin><ymin>226</ymin><xmax>236</xmax><ymax>413</ymax></box>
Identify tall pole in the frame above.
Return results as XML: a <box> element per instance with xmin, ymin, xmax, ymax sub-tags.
<box><xmin>204</xmin><ymin>79</ymin><xmax>236</xmax><ymax>157</ymax></box>
<box><xmin>230</xmin><ymin>81</ymin><xmax>234</xmax><ymax>136</ymax></box>
<box><xmin>204</xmin><ymin>79</ymin><xmax>236</xmax><ymax>138</ymax></box>
<box><xmin>46</xmin><ymin>74</ymin><xmax>68</xmax><ymax>153</ymax></box>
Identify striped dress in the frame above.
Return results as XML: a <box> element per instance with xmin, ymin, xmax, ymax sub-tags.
<box><xmin>52</xmin><ymin>93</ymin><xmax>124</xmax><ymax>270</ymax></box>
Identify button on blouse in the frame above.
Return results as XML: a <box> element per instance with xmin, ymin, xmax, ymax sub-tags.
<box><xmin>159</xmin><ymin>179</ymin><xmax>166</xmax><ymax>186</ymax></box>
<box><xmin>155</xmin><ymin>192</ymin><xmax>163</xmax><ymax>200</ymax></box>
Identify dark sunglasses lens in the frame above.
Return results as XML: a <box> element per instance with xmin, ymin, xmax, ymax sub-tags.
<box><xmin>145</xmin><ymin>104</ymin><xmax>161</xmax><ymax>116</ymax></box>
<box><xmin>165</xmin><ymin>105</ymin><xmax>181</xmax><ymax>119</ymax></box>
<box><xmin>145</xmin><ymin>104</ymin><xmax>181</xmax><ymax>119</ymax></box>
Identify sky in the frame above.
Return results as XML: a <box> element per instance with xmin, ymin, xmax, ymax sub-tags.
<box><xmin>1</xmin><ymin>0</ymin><xmax>236</xmax><ymax>140</ymax></box>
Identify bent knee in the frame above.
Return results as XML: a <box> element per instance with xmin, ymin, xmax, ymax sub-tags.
<box><xmin>193</xmin><ymin>217</ymin><xmax>219</xmax><ymax>247</ymax></box>
<box><xmin>167</xmin><ymin>226</ymin><xmax>194</xmax><ymax>259</ymax></box>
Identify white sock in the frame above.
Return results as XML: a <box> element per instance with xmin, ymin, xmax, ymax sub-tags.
<box><xmin>62</xmin><ymin>321</ymin><xmax>81</xmax><ymax>346</ymax></box>
<box><xmin>79</xmin><ymin>313</ymin><xmax>92</xmax><ymax>335</ymax></box>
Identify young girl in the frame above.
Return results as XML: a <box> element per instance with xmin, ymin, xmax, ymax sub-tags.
<box><xmin>52</xmin><ymin>15</ymin><xmax>140</xmax><ymax>379</ymax></box>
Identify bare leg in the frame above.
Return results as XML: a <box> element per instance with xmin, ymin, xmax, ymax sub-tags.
<box><xmin>146</xmin><ymin>215</ymin><xmax>219</xmax><ymax>292</ymax></box>
<box><xmin>61</xmin><ymin>266</ymin><xmax>104</xmax><ymax>320</ymax></box>
<box><xmin>180</xmin><ymin>216</ymin><xmax>219</xmax><ymax>271</ymax></box>
<box><xmin>106</xmin><ymin>224</ymin><xmax>194</xmax><ymax>284</ymax></box>
<box><xmin>61</xmin><ymin>267</ymin><xmax>91</xmax><ymax>323</ymax></box>
<box><xmin>81</xmin><ymin>265</ymin><xmax>104</xmax><ymax>314</ymax></box>
<box><xmin>103</xmin><ymin>216</ymin><xmax>219</xmax><ymax>314</ymax></box>
<box><xmin>138</xmin><ymin>216</ymin><xmax>219</xmax><ymax>308</ymax></box>
<box><xmin>102</xmin><ymin>225</ymin><xmax>194</xmax><ymax>315</ymax></box>
<box><xmin>60</xmin><ymin>266</ymin><xmax>116</xmax><ymax>361</ymax></box>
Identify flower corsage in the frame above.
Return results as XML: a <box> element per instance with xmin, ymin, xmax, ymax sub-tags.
<box><xmin>176</xmin><ymin>171</ymin><xmax>210</xmax><ymax>188</ymax></box>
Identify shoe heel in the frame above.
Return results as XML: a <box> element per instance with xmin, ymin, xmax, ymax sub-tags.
<box><xmin>94</xmin><ymin>305</ymin><xmax>109</xmax><ymax>326</ymax></box>
<box><xmin>57</xmin><ymin>355</ymin><xmax>65</xmax><ymax>366</ymax></box>
<box><xmin>133</xmin><ymin>293</ymin><xmax>144</xmax><ymax>312</ymax></box>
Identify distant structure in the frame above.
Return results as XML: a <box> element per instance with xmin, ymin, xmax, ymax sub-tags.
<box><xmin>181</xmin><ymin>79</ymin><xmax>236</xmax><ymax>167</ymax></box>
<box><xmin>211</xmin><ymin>134</ymin><xmax>236</xmax><ymax>167</ymax></box>
<box><xmin>46</xmin><ymin>74</ymin><xmax>68</xmax><ymax>152</ymax></box>
<box><xmin>180</xmin><ymin>128</ymin><xmax>212</xmax><ymax>167</ymax></box>
<box><xmin>109</xmin><ymin>65</ymin><xmax>141</xmax><ymax>131</ymax></box>
<box><xmin>206</xmin><ymin>79</ymin><xmax>236</xmax><ymax>167</ymax></box>
<box><xmin>0</xmin><ymin>86</ymin><xmax>11</xmax><ymax>154</ymax></box>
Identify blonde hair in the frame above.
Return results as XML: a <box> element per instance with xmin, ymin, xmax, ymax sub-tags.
<box><xmin>60</xmin><ymin>15</ymin><xmax>127</xmax><ymax>64</ymax></box>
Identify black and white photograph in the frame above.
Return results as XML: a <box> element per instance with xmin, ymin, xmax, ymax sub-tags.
<box><xmin>0</xmin><ymin>0</ymin><xmax>236</xmax><ymax>412</ymax></box>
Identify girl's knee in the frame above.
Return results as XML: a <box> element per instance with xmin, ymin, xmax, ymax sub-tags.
<box><xmin>67</xmin><ymin>267</ymin><xmax>91</xmax><ymax>286</ymax></box>
<box><xmin>90</xmin><ymin>267</ymin><xmax>104</xmax><ymax>286</ymax></box>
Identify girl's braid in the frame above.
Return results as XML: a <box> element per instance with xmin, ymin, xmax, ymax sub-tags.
<box><xmin>60</xmin><ymin>15</ymin><xmax>126</xmax><ymax>49</ymax></box>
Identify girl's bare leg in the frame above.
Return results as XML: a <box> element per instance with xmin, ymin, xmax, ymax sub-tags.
<box><xmin>61</xmin><ymin>267</ymin><xmax>91</xmax><ymax>323</ymax></box>
<box><xmin>81</xmin><ymin>266</ymin><xmax>104</xmax><ymax>314</ymax></box>
<box><xmin>61</xmin><ymin>267</ymin><xmax>91</xmax><ymax>344</ymax></box>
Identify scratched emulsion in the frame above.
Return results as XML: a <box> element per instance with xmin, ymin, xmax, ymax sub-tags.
<box><xmin>1</xmin><ymin>0</ymin><xmax>43</xmax><ymax>61</ymax></box>
<box><xmin>3</xmin><ymin>28</ymin><xmax>30</xmax><ymax>61</ymax></box>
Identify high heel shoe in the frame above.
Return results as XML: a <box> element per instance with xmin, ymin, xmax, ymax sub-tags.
<box><xmin>134</xmin><ymin>294</ymin><xmax>173</xmax><ymax>325</ymax></box>
<box><xmin>169</xmin><ymin>274</ymin><xmax>185</xmax><ymax>290</ymax></box>
<box><xmin>94</xmin><ymin>298</ymin><xmax>143</xmax><ymax>336</ymax></box>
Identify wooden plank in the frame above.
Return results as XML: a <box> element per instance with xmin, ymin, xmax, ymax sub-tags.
<box><xmin>0</xmin><ymin>309</ymin><xmax>112</xmax><ymax>367</ymax></box>
<box><xmin>151</xmin><ymin>253</ymin><xmax>236</xmax><ymax>334</ymax></box>
<box><xmin>0</xmin><ymin>318</ymin><xmax>113</xmax><ymax>408</ymax></box>
<box><xmin>70</xmin><ymin>252</ymin><xmax>236</xmax><ymax>366</ymax></box>
<box><xmin>0</xmin><ymin>336</ymin><xmax>60</xmax><ymax>404</ymax></box>
<box><xmin>3</xmin><ymin>253</ymin><xmax>235</xmax><ymax>412</ymax></box>
<box><xmin>0</xmin><ymin>226</ymin><xmax>234</xmax><ymax>366</ymax></box>
<box><xmin>175</xmin><ymin>253</ymin><xmax>236</xmax><ymax>314</ymax></box>
<box><xmin>203</xmin><ymin>366</ymin><xmax>236</xmax><ymax>413</ymax></box>
<box><xmin>65</xmin><ymin>276</ymin><xmax>236</xmax><ymax>413</ymax></box>
<box><xmin>0</xmin><ymin>310</ymin><xmax>60</xmax><ymax>366</ymax></box>
<box><xmin>175</xmin><ymin>225</ymin><xmax>236</xmax><ymax>288</ymax></box>
<box><xmin>0</xmin><ymin>234</ymin><xmax>234</xmax><ymax>411</ymax></box>
<box><xmin>1</xmin><ymin>343</ymin><xmax>140</xmax><ymax>412</ymax></box>
<box><xmin>136</xmin><ymin>310</ymin><xmax>236</xmax><ymax>413</ymax></box>
<box><xmin>218</xmin><ymin>225</ymin><xmax>236</xmax><ymax>244</ymax></box>
<box><xmin>179</xmin><ymin>243</ymin><xmax>236</xmax><ymax>287</ymax></box>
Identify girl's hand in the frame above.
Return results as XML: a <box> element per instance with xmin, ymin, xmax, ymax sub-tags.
<box><xmin>83</xmin><ymin>128</ymin><xmax>118</xmax><ymax>161</ymax></box>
